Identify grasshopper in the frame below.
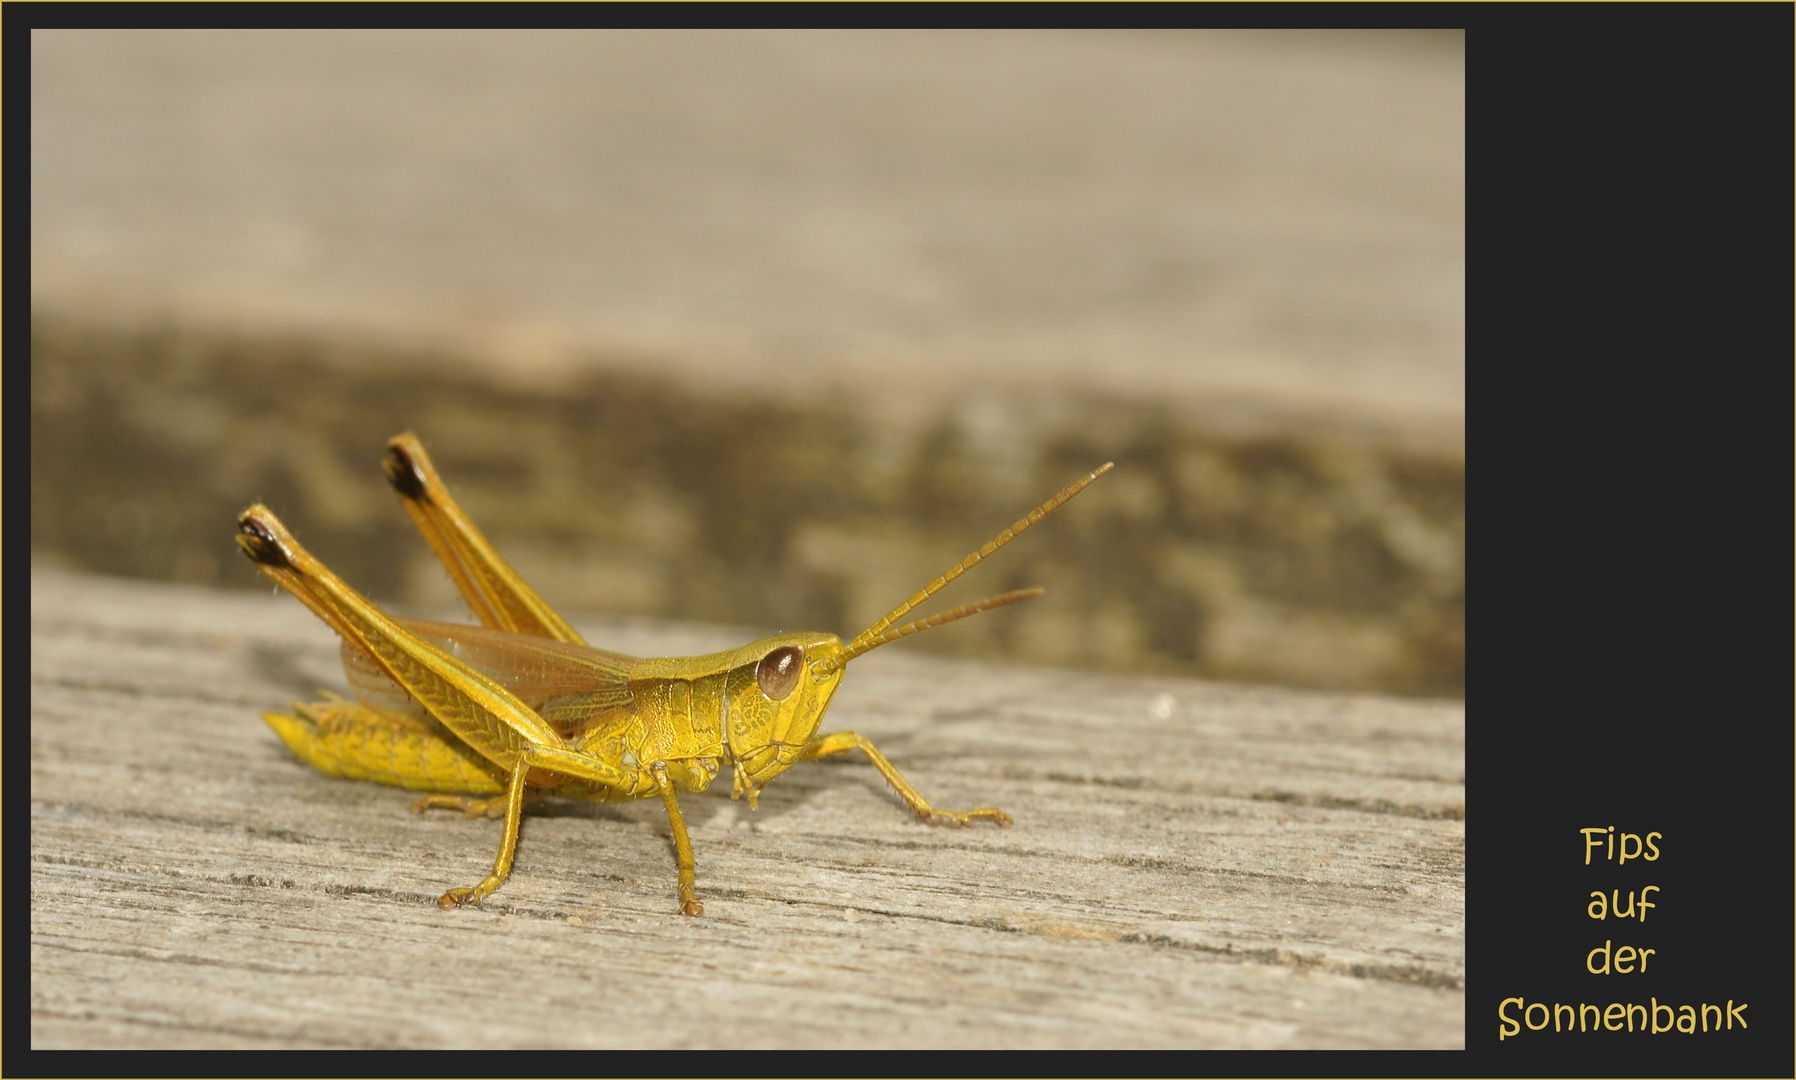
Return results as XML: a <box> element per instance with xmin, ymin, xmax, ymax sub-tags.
<box><xmin>238</xmin><ymin>432</ymin><xmax>1110</xmax><ymax>915</ymax></box>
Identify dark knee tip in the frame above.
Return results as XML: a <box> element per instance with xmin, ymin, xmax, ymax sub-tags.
<box><xmin>383</xmin><ymin>444</ymin><xmax>429</xmax><ymax>501</ymax></box>
<box><xmin>236</xmin><ymin>517</ymin><xmax>292</xmax><ymax>569</ymax></box>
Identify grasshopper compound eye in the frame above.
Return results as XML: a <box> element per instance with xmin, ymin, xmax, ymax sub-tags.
<box><xmin>756</xmin><ymin>645</ymin><xmax>804</xmax><ymax>701</ymax></box>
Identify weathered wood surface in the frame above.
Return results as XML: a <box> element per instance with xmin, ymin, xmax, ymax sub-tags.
<box><xmin>30</xmin><ymin>568</ymin><xmax>1465</xmax><ymax>1049</ymax></box>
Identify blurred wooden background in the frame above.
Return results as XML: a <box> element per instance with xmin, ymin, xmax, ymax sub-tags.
<box><xmin>31</xmin><ymin>29</ymin><xmax>1463</xmax><ymax>698</ymax></box>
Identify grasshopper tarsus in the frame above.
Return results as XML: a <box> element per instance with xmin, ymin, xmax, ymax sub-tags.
<box><xmin>243</xmin><ymin>433</ymin><xmax>1108</xmax><ymax>914</ymax></box>
<box><xmin>439</xmin><ymin>868</ymin><xmax>510</xmax><ymax>908</ymax></box>
<box><xmin>922</xmin><ymin>807</ymin><xmax>1013</xmax><ymax>828</ymax></box>
<box><xmin>411</xmin><ymin>793</ymin><xmax>519</xmax><ymax>819</ymax></box>
<box><xmin>437</xmin><ymin>886</ymin><xmax>481</xmax><ymax>909</ymax></box>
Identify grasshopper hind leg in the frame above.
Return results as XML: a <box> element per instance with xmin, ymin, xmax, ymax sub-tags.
<box><xmin>382</xmin><ymin>432</ymin><xmax>586</xmax><ymax>645</ymax></box>
<box><xmin>263</xmin><ymin>699</ymin><xmax>508</xmax><ymax>796</ymax></box>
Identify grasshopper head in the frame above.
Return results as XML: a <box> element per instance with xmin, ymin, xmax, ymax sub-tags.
<box><xmin>726</xmin><ymin>632</ymin><xmax>846</xmax><ymax>803</ymax></box>
<box><xmin>723</xmin><ymin>461</ymin><xmax>1111</xmax><ymax>806</ymax></box>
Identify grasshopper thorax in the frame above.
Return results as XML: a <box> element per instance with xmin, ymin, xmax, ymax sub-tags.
<box><xmin>723</xmin><ymin>632</ymin><xmax>846</xmax><ymax>805</ymax></box>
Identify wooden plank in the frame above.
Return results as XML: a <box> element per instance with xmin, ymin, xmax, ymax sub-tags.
<box><xmin>30</xmin><ymin>568</ymin><xmax>1464</xmax><ymax>1049</ymax></box>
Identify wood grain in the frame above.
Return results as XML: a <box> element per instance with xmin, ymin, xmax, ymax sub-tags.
<box><xmin>30</xmin><ymin>568</ymin><xmax>1464</xmax><ymax>1049</ymax></box>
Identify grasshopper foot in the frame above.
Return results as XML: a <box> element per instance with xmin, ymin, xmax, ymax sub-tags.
<box><xmin>680</xmin><ymin>898</ymin><xmax>705</xmax><ymax>917</ymax></box>
<box><xmin>437</xmin><ymin>876</ymin><xmax>501</xmax><ymax>909</ymax></box>
<box><xmin>923</xmin><ymin>806</ymin><xmax>1013</xmax><ymax>828</ymax></box>
<box><xmin>412</xmin><ymin>794</ymin><xmax>509</xmax><ymax>819</ymax></box>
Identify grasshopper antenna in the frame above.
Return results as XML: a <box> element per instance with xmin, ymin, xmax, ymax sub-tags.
<box><xmin>814</xmin><ymin>461</ymin><xmax>1113</xmax><ymax>676</ymax></box>
<box><xmin>829</xmin><ymin>588</ymin><xmax>1044</xmax><ymax>670</ymax></box>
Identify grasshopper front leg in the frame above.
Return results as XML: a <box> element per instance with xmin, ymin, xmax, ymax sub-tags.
<box><xmin>798</xmin><ymin>732</ymin><xmax>1013</xmax><ymax>828</ymax></box>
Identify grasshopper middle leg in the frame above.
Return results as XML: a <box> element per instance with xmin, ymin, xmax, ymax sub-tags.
<box><xmin>798</xmin><ymin>731</ymin><xmax>1012</xmax><ymax>828</ymax></box>
<box><xmin>437</xmin><ymin>743</ymin><xmax>640</xmax><ymax>909</ymax></box>
<box><xmin>438</xmin><ymin>750</ymin><xmax>536</xmax><ymax>909</ymax></box>
<box><xmin>651</xmin><ymin>763</ymin><xmax>704</xmax><ymax>917</ymax></box>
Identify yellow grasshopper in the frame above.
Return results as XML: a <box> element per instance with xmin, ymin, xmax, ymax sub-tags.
<box><xmin>238</xmin><ymin>433</ymin><xmax>1110</xmax><ymax>915</ymax></box>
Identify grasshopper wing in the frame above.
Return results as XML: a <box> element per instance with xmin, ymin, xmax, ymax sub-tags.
<box><xmin>344</xmin><ymin>617</ymin><xmax>637</xmax><ymax>736</ymax></box>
